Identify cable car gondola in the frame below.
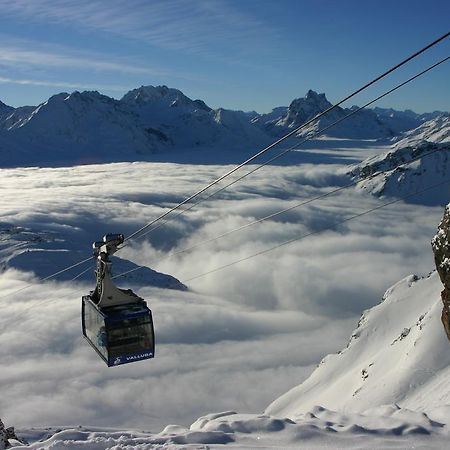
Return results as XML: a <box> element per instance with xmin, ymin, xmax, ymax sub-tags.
<box><xmin>82</xmin><ymin>234</ymin><xmax>155</xmax><ymax>367</ymax></box>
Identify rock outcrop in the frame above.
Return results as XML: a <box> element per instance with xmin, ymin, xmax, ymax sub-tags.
<box><xmin>431</xmin><ymin>204</ymin><xmax>450</xmax><ymax>340</ymax></box>
<box><xmin>0</xmin><ymin>418</ymin><xmax>27</xmax><ymax>449</ymax></box>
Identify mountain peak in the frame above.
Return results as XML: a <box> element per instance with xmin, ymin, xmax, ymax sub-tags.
<box><xmin>0</xmin><ymin>99</ymin><xmax>13</xmax><ymax>109</ymax></box>
<box><xmin>278</xmin><ymin>89</ymin><xmax>334</xmax><ymax>129</ymax></box>
<box><xmin>301</xmin><ymin>89</ymin><xmax>332</xmax><ymax>107</ymax></box>
<box><xmin>121</xmin><ymin>85</ymin><xmax>211</xmax><ymax>112</ymax></box>
<box><xmin>122</xmin><ymin>85</ymin><xmax>184</xmax><ymax>103</ymax></box>
<box><xmin>305</xmin><ymin>89</ymin><xmax>327</xmax><ymax>101</ymax></box>
<box><xmin>64</xmin><ymin>90</ymin><xmax>114</xmax><ymax>104</ymax></box>
<box><xmin>0</xmin><ymin>100</ymin><xmax>14</xmax><ymax>117</ymax></box>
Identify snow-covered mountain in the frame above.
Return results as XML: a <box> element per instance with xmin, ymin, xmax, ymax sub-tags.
<box><xmin>349</xmin><ymin>116</ymin><xmax>450</xmax><ymax>206</ymax></box>
<box><xmin>266</xmin><ymin>271</ymin><xmax>450</xmax><ymax>419</ymax></box>
<box><xmin>1</xmin><ymin>86</ymin><xmax>447</xmax><ymax>167</ymax></box>
<box><xmin>0</xmin><ymin>86</ymin><xmax>270</xmax><ymax>167</ymax></box>
<box><xmin>373</xmin><ymin>106</ymin><xmax>445</xmax><ymax>134</ymax></box>
<box><xmin>393</xmin><ymin>115</ymin><xmax>450</xmax><ymax>147</ymax></box>
<box><xmin>0</xmin><ymin>223</ymin><xmax>187</xmax><ymax>290</ymax></box>
<box><xmin>0</xmin><ymin>99</ymin><xmax>14</xmax><ymax>118</ymax></box>
<box><xmin>0</xmin><ymin>91</ymin><xmax>170</xmax><ymax>166</ymax></box>
<box><xmin>122</xmin><ymin>85</ymin><xmax>270</xmax><ymax>149</ymax></box>
<box><xmin>255</xmin><ymin>90</ymin><xmax>408</xmax><ymax>139</ymax></box>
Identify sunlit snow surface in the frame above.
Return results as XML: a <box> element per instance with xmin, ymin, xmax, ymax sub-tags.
<box><xmin>0</xmin><ymin>138</ymin><xmax>448</xmax><ymax>448</ymax></box>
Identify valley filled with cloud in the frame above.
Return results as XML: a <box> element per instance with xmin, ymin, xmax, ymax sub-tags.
<box><xmin>0</xmin><ymin>140</ymin><xmax>444</xmax><ymax>431</ymax></box>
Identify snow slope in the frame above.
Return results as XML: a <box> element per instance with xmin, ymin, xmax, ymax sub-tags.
<box><xmin>266</xmin><ymin>272</ymin><xmax>450</xmax><ymax>419</ymax></box>
<box><xmin>349</xmin><ymin>117</ymin><xmax>450</xmax><ymax>206</ymax></box>
<box><xmin>11</xmin><ymin>406</ymin><xmax>450</xmax><ymax>449</ymax></box>
<box><xmin>393</xmin><ymin>115</ymin><xmax>450</xmax><ymax>146</ymax></box>
<box><xmin>0</xmin><ymin>223</ymin><xmax>186</xmax><ymax>289</ymax></box>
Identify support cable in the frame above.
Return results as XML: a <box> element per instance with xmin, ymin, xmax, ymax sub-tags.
<box><xmin>123</xmin><ymin>32</ymin><xmax>450</xmax><ymax>243</ymax></box>
<box><xmin>1</xmin><ymin>178</ymin><xmax>446</xmax><ymax>332</ymax></box>
<box><xmin>0</xmin><ymin>36</ymin><xmax>448</xmax><ymax>301</ymax></box>
<box><xmin>129</xmin><ymin>55</ymin><xmax>450</xmax><ymax>244</ymax></box>
<box><xmin>112</xmin><ymin>144</ymin><xmax>448</xmax><ymax>281</ymax></box>
<box><xmin>183</xmin><ymin>178</ymin><xmax>450</xmax><ymax>283</ymax></box>
<box><xmin>0</xmin><ymin>255</ymin><xmax>93</xmax><ymax>301</ymax></box>
<box><xmin>0</xmin><ymin>260</ymin><xmax>96</xmax><ymax>329</ymax></box>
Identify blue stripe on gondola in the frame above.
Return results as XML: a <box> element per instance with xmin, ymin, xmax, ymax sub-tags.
<box><xmin>109</xmin><ymin>350</ymin><xmax>154</xmax><ymax>366</ymax></box>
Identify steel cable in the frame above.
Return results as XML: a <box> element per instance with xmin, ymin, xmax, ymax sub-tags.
<box><xmin>123</xmin><ymin>32</ymin><xmax>450</xmax><ymax>243</ymax></box>
<box><xmin>129</xmin><ymin>55</ymin><xmax>450</xmax><ymax>244</ymax></box>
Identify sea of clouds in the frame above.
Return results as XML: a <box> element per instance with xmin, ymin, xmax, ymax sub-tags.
<box><xmin>0</xmin><ymin>140</ymin><xmax>445</xmax><ymax>431</ymax></box>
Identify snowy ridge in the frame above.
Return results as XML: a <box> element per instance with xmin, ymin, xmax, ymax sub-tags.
<box><xmin>255</xmin><ymin>90</ymin><xmax>421</xmax><ymax>140</ymax></box>
<box><xmin>1</xmin><ymin>87</ymin><xmax>446</xmax><ymax>167</ymax></box>
<box><xmin>0</xmin><ymin>86</ymin><xmax>270</xmax><ymax>167</ymax></box>
<box><xmin>0</xmin><ymin>91</ymin><xmax>164</xmax><ymax>166</ymax></box>
<box><xmin>0</xmin><ymin>223</ymin><xmax>186</xmax><ymax>290</ymax></box>
<box><xmin>122</xmin><ymin>85</ymin><xmax>212</xmax><ymax>113</ymax></box>
<box><xmin>393</xmin><ymin>115</ymin><xmax>450</xmax><ymax>147</ymax></box>
<box><xmin>349</xmin><ymin>117</ymin><xmax>450</xmax><ymax>206</ymax></box>
<box><xmin>0</xmin><ymin>100</ymin><xmax>14</xmax><ymax>119</ymax></box>
<box><xmin>266</xmin><ymin>272</ymin><xmax>450</xmax><ymax>419</ymax></box>
<box><xmin>373</xmin><ymin>107</ymin><xmax>445</xmax><ymax>134</ymax></box>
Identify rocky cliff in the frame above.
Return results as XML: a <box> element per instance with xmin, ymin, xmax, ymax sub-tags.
<box><xmin>432</xmin><ymin>204</ymin><xmax>450</xmax><ymax>340</ymax></box>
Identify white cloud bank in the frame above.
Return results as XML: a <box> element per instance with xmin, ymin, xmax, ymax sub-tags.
<box><xmin>0</xmin><ymin>141</ymin><xmax>445</xmax><ymax>430</ymax></box>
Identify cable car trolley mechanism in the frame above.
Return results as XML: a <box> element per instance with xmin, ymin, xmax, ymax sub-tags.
<box><xmin>82</xmin><ymin>233</ymin><xmax>155</xmax><ymax>367</ymax></box>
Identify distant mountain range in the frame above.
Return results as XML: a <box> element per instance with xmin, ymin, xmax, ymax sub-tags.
<box><xmin>0</xmin><ymin>223</ymin><xmax>187</xmax><ymax>290</ymax></box>
<box><xmin>349</xmin><ymin>115</ymin><xmax>450</xmax><ymax>206</ymax></box>
<box><xmin>0</xmin><ymin>85</ymin><xmax>448</xmax><ymax>167</ymax></box>
<box><xmin>253</xmin><ymin>90</ymin><xmax>446</xmax><ymax>139</ymax></box>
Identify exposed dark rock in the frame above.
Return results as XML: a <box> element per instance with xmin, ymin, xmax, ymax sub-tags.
<box><xmin>431</xmin><ymin>204</ymin><xmax>450</xmax><ymax>340</ymax></box>
<box><xmin>441</xmin><ymin>288</ymin><xmax>450</xmax><ymax>341</ymax></box>
<box><xmin>0</xmin><ymin>418</ymin><xmax>28</xmax><ymax>448</ymax></box>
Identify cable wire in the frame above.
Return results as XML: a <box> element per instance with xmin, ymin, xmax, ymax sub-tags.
<box><xmin>70</xmin><ymin>264</ymin><xmax>94</xmax><ymax>281</ymax></box>
<box><xmin>123</xmin><ymin>31</ymin><xmax>450</xmax><ymax>243</ymax></box>
<box><xmin>2</xmin><ymin>177</ymin><xmax>446</xmax><ymax>334</ymax></box>
<box><xmin>111</xmin><ymin>143</ymin><xmax>448</xmax><ymax>281</ymax></box>
<box><xmin>183</xmin><ymin>178</ymin><xmax>450</xmax><ymax>283</ymax></box>
<box><xmin>111</xmin><ymin>55</ymin><xmax>450</xmax><ymax>279</ymax></box>
<box><xmin>130</xmin><ymin>55</ymin><xmax>450</xmax><ymax>244</ymax></box>
<box><xmin>0</xmin><ymin>262</ymin><xmax>95</xmax><ymax>330</ymax></box>
<box><xmin>1</xmin><ymin>35</ymin><xmax>448</xmax><ymax>302</ymax></box>
<box><xmin>0</xmin><ymin>255</ymin><xmax>93</xmax><ymax>301</ymax></box>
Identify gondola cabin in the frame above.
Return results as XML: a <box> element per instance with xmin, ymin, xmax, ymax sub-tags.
<box><xmin>82</xmin><ymin>234</ymin><xmax>155</xmax><ymax>367</ymax></box>
<box><xmin>82</xmin><ymin>295</ymin><xmax>155</xmax><ymax>367</ymax></box>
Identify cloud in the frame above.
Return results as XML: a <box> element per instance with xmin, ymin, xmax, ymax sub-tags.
<box><xmin>0</xmin><ymin>76</ymin><xmax>128</xmax><ymax>92</ymax></box>
<box><xmin>0</xmin><ymin>0</ymin><xmax>280</xmax><ymax>58</ymax></box>
<box><xmin>0</xmin><ymin>271</ymin><xmax>354</xmax><ymax>429</ymax></box>
<box><xmin>0</xmin><ymin>37</ymin><xmax>175</xmax><ymax>80</ymax></box>
<box><xmin>0</xmin><ymin>36</ymin><xmax>214</xmax><ymax>93</ymax></box>
<box><xmin>0</xmin><ymin>146</ymin><xmax>445</xmax><ymax>431</ymax></box>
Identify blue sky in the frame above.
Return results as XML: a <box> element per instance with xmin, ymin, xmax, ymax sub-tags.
<box><xmin>0</xmin><ymin>0</ymin><xmax>448</xmax><ymax>113</ymax></box>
